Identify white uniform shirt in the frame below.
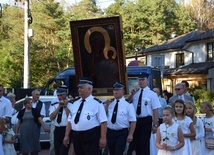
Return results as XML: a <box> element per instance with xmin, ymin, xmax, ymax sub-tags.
<box><xmin>68</xmin><ymin>95</ymin><xmax>107</xmax><ymax>131</ymax></box>
<box><xmin>49</xmin><ymin>99</ymin><xmax>71</xmax><ymax>127</ymax></box>
<box><xmin>0</xmin><ymin>96</ymin><xmax>12</xmax><ymax>118</ymax></box>
<box><xmin>132</xmin><ymin>86</ymin><xmax>161</xmax><ymax>118</ymax></box>
<box><xmin>32</xmin><ymin>100</ymin><xmax>46</xmax><ymax>116</ymax></box>
<box><xmin>107</xmin><ymin>97</ymin><xmax>136</xmax><ymax>130</ymax></box>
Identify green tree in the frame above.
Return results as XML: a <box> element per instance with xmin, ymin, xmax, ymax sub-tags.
<box><xmin>29</xmin><ymin>0</ymin><xmax>72</xmax><ymax>87</ymax></box>
<box><xmin>184</xmin><ymin>0</ymin><xmax>214</xmax><ymax>30</ymax></box>
<box><xmin>193</xmin><ymin>86</ymin><xmax>214</xmax><ymax>112</ymax></box>
<box><xmin>67</xmin><ymin>0</ymin><xmax>103</xmax><ymax>20</ymax></box>
<box><xmin>0</xmin><ymin>5</ymin><xmax>24</xmax><ymax>88</ymax></box>
<box><xmin>105</xmin><ymin>0</ymin><xmax>196</xmax><ymax>55</ymax></box>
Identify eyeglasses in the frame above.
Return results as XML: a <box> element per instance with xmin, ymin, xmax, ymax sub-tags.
<box><xmin>175</xmin><ymin>88</ymin><xmax>182</xmax><ymax>91</ymax></box>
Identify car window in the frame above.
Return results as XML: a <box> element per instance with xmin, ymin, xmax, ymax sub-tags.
<box><xmin>44</xmin><ymin>101</ymin><xmax>51</xmax><ymax>117</ymax></box>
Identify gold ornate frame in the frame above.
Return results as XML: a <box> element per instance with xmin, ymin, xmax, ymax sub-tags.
<box><xmin>70</xmin><ymin>16</ymin><xmax>128</xmax><ymax>96</ymax></box>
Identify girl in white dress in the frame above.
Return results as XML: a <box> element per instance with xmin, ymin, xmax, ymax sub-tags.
<box><xmin>200</xmin><ymin>101</ymin><xmax>214</xmax><ymax>155</ymax></box>
<box><xmin>173</xmin><ymin>99</ymin><xmax>195</xmax><ymax>155</ymax></box>
<box><xmin>2</xmin><ymin>118</ymin><xmax>16</xmax><ymax>155</ymax></box>
<box><xmin>156</xmin><ymin>106</ymin><xmax>184</xmax><ymax>155</ymax></box>
<box><xmin>186</xmin><ymin>101</ymin><xmax>204</xmax><ymax>155</ymax></box>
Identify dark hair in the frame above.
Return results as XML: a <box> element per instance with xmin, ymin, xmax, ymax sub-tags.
<box><xmin>23</xmin><ymin>98</ymin><xmax>32</xmax><ymax>106</ymax></box>
<box><xmin>174</xmin><ymin>99</ymin><xmax>186</xmax><ymax>117</ymax></box>
<box><xmin>181</xmin><ymin>80</ymin><xmax>189</xmax><ymax>87</ymax></box>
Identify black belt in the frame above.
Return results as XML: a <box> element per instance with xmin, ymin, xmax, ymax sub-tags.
<box><xmin>107</xmin><ymin>128</ymin><xmax>128</xmax><ymax>132</ymax></box>
<box><xmin>72</xmin><ymin>126</ymin><xmax>99</xmax><ymax>133</ymax></box>
<box><xmin>137</xmin><ymin>116</ymin><xmax>152</xmax><ymax>120</ymax></box>
<box><xmin>55</xmin><ymin>126</ymin><xmax>66</xmax><ymax>128</ymax></box>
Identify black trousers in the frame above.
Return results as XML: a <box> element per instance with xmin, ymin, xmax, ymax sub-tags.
<box><xmin>107</xmin><ymin>128</ymin><xmax>128</xmax><ymax>155</ymax></box>
<box><xmin>54</xmin><ymin>126</ymin><xmax>69</xmax><ymax>155</ymax></box>
<box><xmin>127</xmin><ymin>116</ymin><xmax>152</xmax><ymax>155</ymax></box>
<box><xmin>72</xmin><ymin>126</ymin><xmax>101</xmax><ymax>155</ymax></box>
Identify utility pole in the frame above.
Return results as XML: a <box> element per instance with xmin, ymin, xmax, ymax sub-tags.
<box><xmin>0</xmin><ymin>3</ymin><xmax>2</xmax><ymax>18</ymax></box>
<box><xmin>23</xmin><ymin>0</ymin><xmax>30</xmax><ymax>88</ymax></box>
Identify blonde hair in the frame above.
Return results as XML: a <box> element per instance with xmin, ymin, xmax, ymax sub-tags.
<box><xmin>163</xmin><ymin>105</ymin><xmax>174</xmax><ymax>116</ymax></box>
<box><xmin>185</xmin><ymin>101</ymin><xmax>197</xmax><ymax>115</ymax></box>
<box><xmin>200</xmin><ymin>101</ymin><xmax>214</xmax><ymax>114</ymax></box>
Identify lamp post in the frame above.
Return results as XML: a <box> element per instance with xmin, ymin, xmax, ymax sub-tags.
<box><xmin>0</xmin><ymin>3</ymin><xmax>2</xmax><ymax>18</ymax></box>
<box><xmin>23</xmin><ymin>0</ymin><xmax>30</xmax><ymax>88</ymax></box>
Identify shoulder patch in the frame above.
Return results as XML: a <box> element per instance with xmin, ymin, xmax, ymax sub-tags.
<box><xmin>94</xmin><ymin>97</ymin><xmax>102</xmax><ymax>103</ymax></box>
<box><xmin>51</xmin><ymin>102</ymin><xmax>59</xmax><ymax>106</ymax></box>
<box><xmin>69</xmin><ymin>97</ymin><xmax>80</xmax><ymax>104</ymax></box>
<box><xmin>125</xmin><ymin>99</ymin><xmax>132</xmax><ymax>103</ymax></box>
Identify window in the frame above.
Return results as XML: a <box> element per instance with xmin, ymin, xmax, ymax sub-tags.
<box><xmin>207</xmin><ymin>42</ymin><xmax>214</xmax><ymax>60</ymax></box>
<box><xmin>175</xmin><ymin>53</ymin><xmax>184</xmax><ymax>67</ymax></box>
<box><xmin>152</xmin><ymin>55</ymin><xmax>164</xmax><ymax>67</ymax></box>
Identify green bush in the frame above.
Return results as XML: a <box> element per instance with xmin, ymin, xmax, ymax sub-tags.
<box><xmin>191</xmin><ymin>86</ymin><xmax>214</xmax><ymax>113</ymax></box>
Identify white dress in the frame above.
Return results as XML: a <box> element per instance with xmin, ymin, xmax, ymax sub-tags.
<box><xmin>173</xmin><ymin>116</ymin><xmax>192</xmax><ymax>155</ymax></box>
<box><xmin>157</xmin><ymin>123</ymin><xmax>183</xmax><ymax>155</ymax></box>
<box><xmin>0</xmin><ymin>134</ymin><xmax>4</xmax><ymax>155</ymax></box>
<box><xmin>191</xmin><ymin>117</ymin><xmax>204</xmax><ymax>155</ymax></box>
<box><xmin>150</xmin><ymin>132</ymin><xmax>158</xmax><ymax>155</ymax></box>
<box><xmin>3</xmin><ymin>129</ymin><xmax>16</xmax><ymax>155</ymax></box>
<box><xmin>201</xmin><ymin>116</ymin><xmax>214</xmax><ymax>155</ymax></box>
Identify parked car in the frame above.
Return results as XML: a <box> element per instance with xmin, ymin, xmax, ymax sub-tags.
<box><xmin>11</xmin><ymin>95</ymin><xmax>57</xmax><ymax>143</ymax></box>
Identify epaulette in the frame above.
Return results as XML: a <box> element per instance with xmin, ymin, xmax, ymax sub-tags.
<box><xmin>51</xmin><ymin>102</ymin><xmax>59</xmax><ymax>106</ymax></box>
<box><xmin>68</xmin><ymin>97</ymin><xmax>81</xmax><ymax>104</ymax></box>
<box><xmin>125</xmin><ymin>99</ymin><xmax>132</xmax><ymax>103</ymax></box>
<box><xmin>94</xmin><ymin>97</ymin><xmax>102</xmax><ymax>103</ymax></box>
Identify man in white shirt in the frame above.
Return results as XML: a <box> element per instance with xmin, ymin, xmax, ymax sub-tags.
<box><xmin>49</xmin><ymin>86</ymin><xmax>70</xmax><ymax>155</ymax></box>
<box><xmin>127</xmin><ymin>73</ymin><xmax>161</xmax><ymax>155</ymax></box>
<box><xmin>0</xmin><ymin>84</ymin><xmax>12</xmax><ymax>119</ymax></box>
<box><xmin>65</xmin><ymin>77</ymin><xmax>107</xmax><ymax>155</ymax></box>
<box><xmin>106</xmin><ymin>82</ymin><xmax>136</xmax><ymax>155</ymax></box>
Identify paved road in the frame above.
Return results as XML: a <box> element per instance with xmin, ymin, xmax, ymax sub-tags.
<box><xmin>17</xmin><ymin>144</ymin><xmax>50</xmax><ymax>155</ymax></box>
<box><xmin>39</xmin><ymin>149</ymin><xmax>50</xmax><ymax>155</ymax></box>
<box><xmin>39</xmin><ymin>142</ymin><xmax>50</xmax><ymax>155</ymax></box>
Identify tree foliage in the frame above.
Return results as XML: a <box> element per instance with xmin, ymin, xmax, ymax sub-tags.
<box><xmin>0</xmin><ymin>0</ymin><xmax>200</xmax><ymax>88</ymax></box>
<box><xmin>105</xmin><ymin>0</ymin><xmax>196</xmax><ymax>55</ymax></box>
<box><xmin>192</xmin><ymin>86</ymin><xmax>214</xmax><ymax>112</ymax></box>
<box><xmin>184</xmin><ymin>0</ymin><xmax>214</xmax><ymax>30</ymax></box>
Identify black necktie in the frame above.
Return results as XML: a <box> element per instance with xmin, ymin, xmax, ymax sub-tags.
<box><xmin>74</xmin><ymin>99</ymin><xmax>85</xmax><ymax>124</ymax></box>
<box><xmin>111</xmin><ymin>100</ymin><xmax>119</xmax><ymax>124</ymax></box>
<box><xmin>57</xmin><ymin>107</ymin><xmax>63</xmax><ymax>124</ymax></box>
<box><xmin>137</xmin><ymin>89</ymin><xmax>143</xmax><ymax>115</ymax></box>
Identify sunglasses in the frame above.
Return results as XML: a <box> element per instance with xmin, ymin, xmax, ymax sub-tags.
<box><xmin>175</xmin><ymin>88</ymin><xmax>182</xmax><ymax>91</ymax></box>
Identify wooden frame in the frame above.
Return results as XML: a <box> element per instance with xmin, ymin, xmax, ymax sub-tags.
<box><xmin>70</xmin><ymin>16</ymin><xmax>128</xmax><ymax>96</ymax></box>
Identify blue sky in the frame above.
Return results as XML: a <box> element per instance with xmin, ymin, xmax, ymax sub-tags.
<box><xmin>0</xmin><ymin>0</ymin><xmax>115</xmax><ymax>9</ymax></box>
